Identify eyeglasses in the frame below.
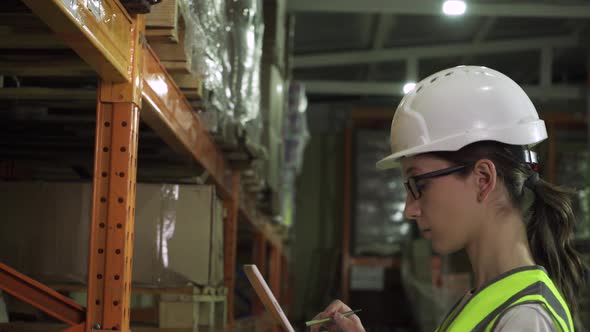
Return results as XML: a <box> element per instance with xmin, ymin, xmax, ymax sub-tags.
<box><xmin>404</xmin><ymin>164</ymin><xmax>470</xmax><ymax>200</ymax></box>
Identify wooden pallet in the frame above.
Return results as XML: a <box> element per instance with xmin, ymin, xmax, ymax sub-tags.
<box><xmin>146</xmin><ymin>0</ymin><xmax>181</xmax><ymax>43</ymax></box>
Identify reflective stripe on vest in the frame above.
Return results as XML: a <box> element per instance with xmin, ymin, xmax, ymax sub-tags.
<box><xmin>435</xmin><ymin>266</ymin><xmax>573</xmax><ymax>332</ymax></box>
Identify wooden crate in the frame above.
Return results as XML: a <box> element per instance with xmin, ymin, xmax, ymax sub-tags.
<box><xmin>150</xmin><ymin>27</ymin><xmax>192</xmax><ymax>74</ymax></box>
<box><xmin>146</xmin><ymin>1</ymin><xmax>204</xmax><ymax>99</ymax></box>
<box><xmin>172</xmin><ymin>73</ymin><xmax>204</xmax><ymax>101</ymax></box>
<box><xmin>146</xmin><ymin>0</ymin><xmax>181</xmax><ymax>42</ymax></box>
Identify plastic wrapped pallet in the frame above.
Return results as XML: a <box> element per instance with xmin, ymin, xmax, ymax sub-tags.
<box><xmin>0</xmin><ymin>181</ymin><xmax>224</xmax><ymax>287</ymax></box>
<box><xmin>283</xmin><ymin>81</ymin><xmax>309</xmax><ymax>174</ymax></box>
<box><xmin>227</xmin><ymin>0</ymin><xmax>264</xmax><ymax>126</ymax></box>
<box><xmin>175</xmin><ymin>0</ymin><xmax>265</xmax><ymax>156</ymax></box>
<box><xmin>179</xmin><ymin>0</ymin><xmax>233</xmax><ymax>121</ymax></box>
<box><xmin>278</xmin><ymin>81</ymin><xmax>309</xmax><ymax>227</ymax></box>
<box><xmin>354</xmin><ymin>130</ymin><xmax>409</xmax><ymax>256</ymax></box>
<box><xmin>133</xmin><ymin>183</ymin><xmax>226</xmax><ymax>287</ymax></box>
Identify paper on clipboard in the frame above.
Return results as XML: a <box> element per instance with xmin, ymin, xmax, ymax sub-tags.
<box><xmin>243</xmin><ymin>264</ymin><xmax>295</xmax><ymax>332</ymax></box>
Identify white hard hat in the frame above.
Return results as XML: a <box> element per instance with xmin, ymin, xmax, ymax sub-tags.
<box><xmin>376</xmin><ymin>66</ymin><xmax>547</xmax><ymax>170</ymax></box>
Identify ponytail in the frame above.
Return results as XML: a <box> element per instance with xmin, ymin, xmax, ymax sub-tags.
<box><xmin>526</xmin><ymin>178</ymin><xmax>586</xmax><ymax>315</ymax></box>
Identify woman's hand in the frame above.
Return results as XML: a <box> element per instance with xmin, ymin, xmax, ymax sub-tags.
<box><xmin>309</xmin><ymin>300</ymin><xmax>365</xmax><ymax>332</ymax></box>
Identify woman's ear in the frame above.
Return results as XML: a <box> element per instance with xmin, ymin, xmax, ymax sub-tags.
<box><xmin>473</xmin><ymin>159</ymin><xmax>497</xmax><ymax>202</ymax></box>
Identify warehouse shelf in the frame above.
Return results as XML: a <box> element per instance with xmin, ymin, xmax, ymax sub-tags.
<box><xmin>0</xmin><ymin>1</ymin><xmax>289</xmax><ymax>331</ymax></box>
<box><xmin>20</xmin><ymin>0</ymin><xmax>135</xmax><ymax>83</ymax></box>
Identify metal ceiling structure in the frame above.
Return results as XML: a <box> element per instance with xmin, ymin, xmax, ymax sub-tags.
<box><xmin>288</xmin><ymin>0</ymin><xmax>590</xmax><ymax>105</ymax></box>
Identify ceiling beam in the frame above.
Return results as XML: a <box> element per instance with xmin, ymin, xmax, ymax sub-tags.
<box><xmin>367</xmin><ymin>14</ymin><xmax>395</xmax><ymax>80</ymax></box>
<box><xmin>294</xmin><ymin>35</ymin><xmax>578</xmax><ymax>68</ymax></box>
<box><xmin>461</xmin><ymin>17</ymin><xmax>497</xmax><ymax>64</ymax></box>
<box><xmin>287</xmin><ymin>0</ymin><xmax>590</xmax><ymax>18</ymax></box>
<box><xmin>304</xmin><ymin>81</ymin><xmax>405</xmax><ymax>95</ymax></box>
<box><xmin>302</xmin><ymin>80</ymin><xmax>585</xmax><ymax>100</ymax></box>
<box><xmin>540</xmin><ymin>47</ymin><xmax>553</xmax><ymax>87</ymax></box>
<box><xmin>371</xmin><ymin>14</ymin><xmax>394</xmax><ymax>50</ymax></box>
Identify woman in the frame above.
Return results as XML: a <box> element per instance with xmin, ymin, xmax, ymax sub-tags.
<box><xmin>311</xmin><ymin>66</ymin><xmax>587</xmax><ymax>332</ymax></box>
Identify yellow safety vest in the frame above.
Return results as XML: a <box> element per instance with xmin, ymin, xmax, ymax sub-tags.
<box><xmin>435</xmin><ymin>266</ymin><xmax>573</xmax><ymax>332</ymax></box>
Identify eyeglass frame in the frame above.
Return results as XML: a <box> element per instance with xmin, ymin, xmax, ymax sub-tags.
<box><xmin>404</xmin><ymin>164</ymin><xmax>471</xmax><ymax>200</ymax></box>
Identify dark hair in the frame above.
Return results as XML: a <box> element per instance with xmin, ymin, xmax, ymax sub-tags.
<box><xmin>430</xmin><ymin>141</ymin><xmax>586</xmax><ymax>316</ymax></box>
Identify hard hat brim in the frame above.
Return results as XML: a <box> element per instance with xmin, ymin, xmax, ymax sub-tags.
<box><xmin>376</xmin><ymin>119</ymin><xmax>548</xmax><ymax>171</ymax></box>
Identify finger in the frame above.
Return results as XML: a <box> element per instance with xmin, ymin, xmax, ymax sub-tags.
<box><xmin>309</xmin><ymin>311</ymin><xmax>330</xmax><ymax>332</ymax></box>
<box><xmin>331</xmin><ymin>312</ymin><xmax>365</xmax><ymax>332</ymax></box>
<box><xmin>324</xmin><ymin>299</ymin><xmax>353</xmax><ymax>315</ymax></box>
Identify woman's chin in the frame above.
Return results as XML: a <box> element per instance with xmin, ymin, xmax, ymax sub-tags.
<box><xmin>432</xmin><ymin>241</ymin><xmax>462</xmax><ymax>255</ymax></box>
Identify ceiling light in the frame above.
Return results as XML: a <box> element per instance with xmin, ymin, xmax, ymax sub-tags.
<box><xmin>403</xmin><ymin>82</ymin><xmax>416</xmax><ymax>94</ymax></box>
<box><xmin>442</xmin><ymin>0</ymin><xmax>466</xmax><ymax>16</ymax></box>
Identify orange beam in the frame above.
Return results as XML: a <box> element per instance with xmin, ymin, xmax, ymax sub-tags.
<box><xmin>269</xmin><ymin>245</ymin><xmax>282</xmax><ymax>332</ymax></box>
<box><xmin>0</xmin><ymin>263</ymin><xmax>85</xmax><ymax>326</ymax></box>
<box><xmin>20</xmin><ymin>0</ymin><xmax>134</xmax><ymax>82</ymax></box>
<box><xmin>224</xmin><ymin>172</ymin><xmax>241</xmax><ymax>325</ymax></box>
<box><xmin>141</xmin><ymin>45</ymin><xmax>233</xmax><ymax>200</ymax></box>
<box><xmin>252</xmin><ymin>232</ymin><xmax>268</xmax><ymax>315</ymax></box>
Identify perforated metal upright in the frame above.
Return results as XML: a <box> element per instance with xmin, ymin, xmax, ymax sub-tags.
<box><xmin>86</xmin><ymin>14</ymin><xmax>145</xmax><ymax>332</ymax></box>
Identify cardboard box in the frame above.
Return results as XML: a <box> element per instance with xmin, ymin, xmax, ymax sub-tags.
<box><xmin>132</xmin><ymin>184</ymin><xmax>225</xmax><ymax>287</ymax></box>
<box><xmin>0</xmin><ymin>182</ymin><xmax>91</xmax><ymax>283</ymax></box>
<box><xmin>146</xmin><ymin>0</ymin><xmax>181</xmax><ymax>42</ymax></box>
<box><xmin>166</xmin><ymin>185</ymin><xmax>224</xmax><ymax>286</ymax></box>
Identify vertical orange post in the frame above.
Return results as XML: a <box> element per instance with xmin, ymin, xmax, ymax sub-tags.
<box><xmin>341</xmin><ymin>125</ymin><xmax>353</xmax><ymax>304</ymax></box>
<box><xmin>252</xmin><ymin>231</ymin><xmax>268</xmax><ymax>315</ymax></box>
<box><xmin>269</xmin><ymin>245</ymin><xmax>282</xmax><ymax>332</ymax></box>
<box><xmin>86</xmin><ymin>15</ymin><xmax>144</xmax><ymax>332</ymax></box>
<box><xmin>224</xmin><ymin>171</ymin><xmax>241</xmax><ymax>325</ymax></box>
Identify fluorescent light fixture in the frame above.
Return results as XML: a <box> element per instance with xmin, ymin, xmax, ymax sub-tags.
<box><xmin>442</xmin><ymin>0</ymin><xmax>466</xmax><ymax>16</ymax></box>
<box><xmin>403</xmin><ymin>82</ymin><xmax>417</xmax><ymax>94</ymax></box>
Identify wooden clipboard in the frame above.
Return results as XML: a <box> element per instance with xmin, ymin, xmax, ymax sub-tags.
<box><xmin>243</xmin><ymin>264</ymin><xmax>295</xmax><ymax>332</ymax></box>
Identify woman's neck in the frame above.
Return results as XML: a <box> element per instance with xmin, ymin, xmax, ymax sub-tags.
<box><xmin>466</xmin><ymin>209</ymin><xmax>536</xmax><ymax>290</ymax></box>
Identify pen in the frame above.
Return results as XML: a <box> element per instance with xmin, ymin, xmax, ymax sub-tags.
<box><xmin>305</xmin><ymin>309</ymin><xmax>363</xmax><ymax>327</ymax></box>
